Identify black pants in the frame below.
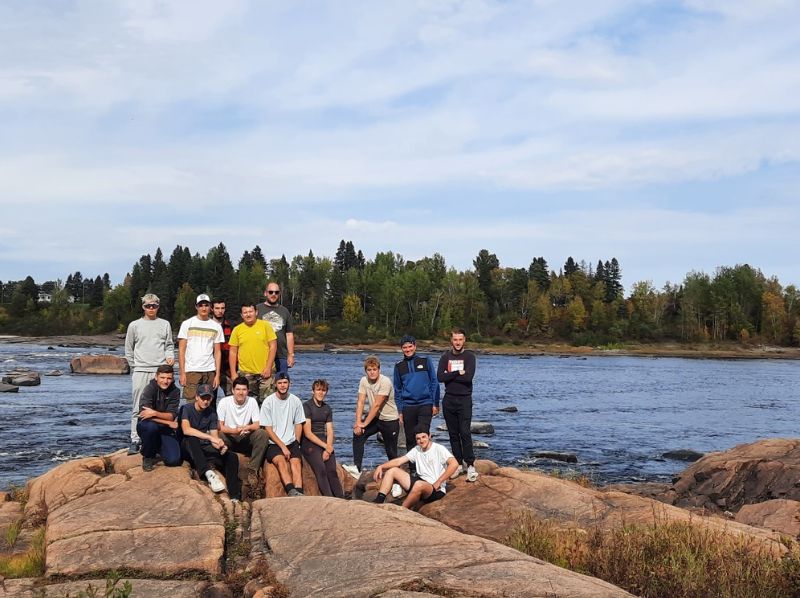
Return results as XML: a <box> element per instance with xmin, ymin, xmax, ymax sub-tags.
<box><xmin>442</xmin><ymin>393</ymin><xmax>474</xmax><ymax>466</ymax></box>
<box><xmin>402</xmin><ymin>404</ymin><xmax>433</xmax><ymax>450</ymax></box>
<box><xmin>352</xmin><ymin>418</ymin><xmax>399</xmax><ymax>471</ymax></box>
<box><xmin>181</xmin><ymin>436</ymin><xmax>242</xmax><ymax>500</ymax></box>
<box><xmin>301</xmin><ymin>441</ymin><xmax>344</xmax><ymax>498</ymax></box>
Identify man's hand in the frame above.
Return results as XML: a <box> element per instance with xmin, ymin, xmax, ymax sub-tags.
<box><xmin>166</xmin><ymin>357</ymin><xmax>175</xmax><ymax>366</ymax></box>
<box><xmin>432</xmin><ymin>479</ymin><xmax>442</xmax><ymax>491</ymax></box>
<box><xmin>168</xmin><ymin>420</ymin><xmax>178</xmax><ymax>429</ymax></box>
<box><xmin>213</xmin><ymin>374</ymin><xmax>220</xmax><ymax>389</ymax></box>
<box><xmin>179</xmin><ymin>372</ymin><xmax>187</xmax><ymax>386</ymax></box>
<box><xmin>373</xmin><ymin>466</ymin><xmax>384</xmax><ymax>482</ymax></box>
<box><xmin>139</xmin><ymin>407</ymin><xmax>157</xmax><ymax>420</ymax></box>
<box><xmin>261</xmin><ymin>365</ymin><xmax>272</xmax><ymax>379</ymax></box>
<box><xmin>432</xmin><ymin>406</ymin><xmax>439</xmax><ymax>417</ymax></box>
<box><xmin>398</xmin><ymin>414</ymin><xmax>404</xmax><ymax>425</ymax></box>
<box><xmin>281</xmin><ymin>446</ymin><xmax>290</xmax><ymax>460</ymax></box>
<box><xmin>353</xmin><ymin>423</ymin><xmax>364</xmax><ymax>436</ymax></box>
<box><xmin>322</xmin><ymin>449</ymin><xmax>330</xmax><ymax>462</ymax></box>
<box><xmin>211</xmin><ymin>437</ymin><xmax>225</xmax><ymax>450</ymax></box>
<box><xmin>459</xmin><ymin>369</ymin><xmax>465</xmax><ymax>375</ymax></box>
<box><xmin>288</xmin><ymin>354</ymin><xmax>295</xmax><ymax>368</ymax></box>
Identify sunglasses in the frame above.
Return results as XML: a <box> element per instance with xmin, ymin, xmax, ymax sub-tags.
<box><xmin>266</xmin><ymin>290</ymin><xmax>280</xmax><ymax>295</ymax></box>
<box><xmin>143</xmin><ymin>304</ymin><xmax>159</xmax><ymax>309</ymax></box>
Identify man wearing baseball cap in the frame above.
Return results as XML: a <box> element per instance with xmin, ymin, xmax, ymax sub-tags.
<box><xmin>180</xmin><ymin>384</ymin><xmax>241</xmax><ymax>500</ymax></box>
<box><xmin>177</xmin><ymin>293</ymin><xmax>224</xmax><ymax>404</ymax></box>
<box><xmin>124</xmin><ymin>293</ymin><xmax>175</xmax><ymax>455</ymax></box>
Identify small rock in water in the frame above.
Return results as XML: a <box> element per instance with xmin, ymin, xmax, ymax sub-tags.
<box><xmin>437</xmin><ymin>421</ymin><xmax>495</xmax><ymax>435</ymax></box>
<box><xmin>473</xmin><ymin>440</ymin><xmax>490</xmax><ymax>448</ymax></box>
<box><xmin>47</xmin><ymin>346</ymin><xmax>55</xmax><ymax>350</ymax></box>
<box><xmin>2</xmin><ymin>371</ymin><xmax>41</xmax><ymax>386</ymax></box>
<box><xmin>497</xmin><ymin>406</ymin><xmax>518</xmax><ymax>413</ymax></box>
<box><xmin>45</xmin><ymin>369</ymin><xmax>63</xmax><ymax>377</ymax></box>
<box><xmin>67</xmin><ymin>419</ymin><xmax>80</xmax><ymax>426</ymax></box>
<box><xmin>108</xmin><ymin>347</ymin><xmax>117</xmax><ymax>352</ymax></box>
<box><xmin>662</xmin><ymin>449</ymin><xmax>704</xmax><ymax>462</ymax></box>
<box><xmin>530</xmin><ymin>451</ymin><xmax>578</xmax><ymax>463</ymax></box>
<box><xmin>0</xmin><ymin>382</ymin><xmax>19</xmax><ymax>393</ymax></box>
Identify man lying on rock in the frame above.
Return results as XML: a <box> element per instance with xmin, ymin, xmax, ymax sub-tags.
<box><xmin>137</xmin><ymin>364</ymin><xmax>181</xmax><ymax>472</ymax></box>
<box><xmin>372</xmin><ymin>425</ymin><xmax>460</xmax><ymax>509</ymax></box>
<box><xmin>180</xmin><ymin>383</ymin><xmax>242</xmax><ymax>502</ymax></box>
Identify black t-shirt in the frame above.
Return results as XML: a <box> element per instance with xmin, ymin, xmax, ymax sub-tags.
<box><xmin>180</xmin><ymin>403</ymin><xmax>218</xmax><ymax>443</ymax></box>
<box><xmin>303</xmin><ymin>399</ymin><xmax>332</xmax><ymax>441</ymax></box>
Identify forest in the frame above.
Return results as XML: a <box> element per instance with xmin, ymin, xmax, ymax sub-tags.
<box><xmin>1</xmin><ymin>241</ymin><xmax>797</xmax><ymax>346</ymax></box>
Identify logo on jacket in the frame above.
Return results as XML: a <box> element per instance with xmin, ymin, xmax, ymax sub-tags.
<box><xmin>417</xmin><ymin>364</ymin><xmax>424</xmax><ymax>369</ymax></box>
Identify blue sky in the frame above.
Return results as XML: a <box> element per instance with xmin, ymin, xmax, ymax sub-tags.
<box><xmin>1</xmin><ymin>0</ymin><xmax>799</xmax><ymax>292</ymax></box>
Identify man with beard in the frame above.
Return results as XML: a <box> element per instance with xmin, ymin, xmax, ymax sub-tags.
<box><xmin>257</xmin><ymin>282</ymin><xmax>295</xmax><ymax>376</ymax></box>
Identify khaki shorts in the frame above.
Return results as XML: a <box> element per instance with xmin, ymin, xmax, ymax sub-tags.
<box><xmin>183</xmin><ymin>371</ymin><xmax>215</xmax><ymax>401</ymax></box>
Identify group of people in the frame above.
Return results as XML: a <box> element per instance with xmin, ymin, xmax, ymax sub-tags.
<box><xmin>123</xmin><ymin>282</ymin><xmax>478</xmax><ymax>509</ymax></box>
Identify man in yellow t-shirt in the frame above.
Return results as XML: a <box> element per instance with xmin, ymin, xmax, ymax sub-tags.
<box><xmin>228</xmin><ymin>301</ymin><xmax>278</xmax><ymax>404</ymax></box>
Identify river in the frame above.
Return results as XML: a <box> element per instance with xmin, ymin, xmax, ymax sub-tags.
<box><xmin>1</xmin><ymin>341</ymin><xmax>798</xmax><ymax>490</ymax></box>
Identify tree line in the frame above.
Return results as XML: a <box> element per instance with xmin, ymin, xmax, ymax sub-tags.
<box><xmin>1</xmin><ymin>241</ymin><xmax>798</xmax><ymax>346</ymax></box>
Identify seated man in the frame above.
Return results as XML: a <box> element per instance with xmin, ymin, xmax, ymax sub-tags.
<box><xmin>136</xmin><ymin>364</ymin><xmax>181</xmax><ymax>472</ymax></box>
<box><xmin>260</xmin><ymin>373</ymin><xmax>305</xmax><ymax>496</ymax></box>
<box><xmin>372</xmin><ymin>425</ymin><xmax>459</xmax><ymax>510</ymax></box>
<box><xmin>180</xmin><ymin>384</ymin><xmax>242</xmax><ymax>501</ymax></box>
<box><xmin>217</xmin><ymin>376</ymin><xmax>269</xmax><ymax>495</ymax></box>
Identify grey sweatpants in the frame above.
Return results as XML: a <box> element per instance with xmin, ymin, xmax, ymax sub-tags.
<box><xmin>130</xmin><ymin>370</ymin><xmax>155</xmax><ymax>442</ymax></box>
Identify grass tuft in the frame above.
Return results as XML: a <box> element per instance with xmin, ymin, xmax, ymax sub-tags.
<box><xmin>0</xmin><ymin>526</ymin><xmax>45</xmax><ymax>578</ymax></box>
<box><xmin>506</xmin><ymin>511</ymin><xmax>800</xmax><ymax>598</ymax></box>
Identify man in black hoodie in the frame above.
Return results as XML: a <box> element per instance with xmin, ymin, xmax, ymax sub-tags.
<box><xmin>437</xmin><ymin>328</ymin><xmax>478</xmax><ymax>482</ymax></box>
<box><xmin>137</xmin><ymin>364</ymin><xmax>182</xmax><ymax>472</ymax></box>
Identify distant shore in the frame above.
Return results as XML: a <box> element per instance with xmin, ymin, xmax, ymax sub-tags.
<box><xmin>1</xmin><ymin>333</ymin><xmax>798</xmax><ymax>360</ymax></box>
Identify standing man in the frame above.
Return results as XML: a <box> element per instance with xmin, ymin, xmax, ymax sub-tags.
<box><xmin>343</xmin><ymin>355</ymin><xmax>400</xmax><ymax>479</ymax></box>
<box><xmin>228</xmin><ymin>302</ymin><xmax>278</xmax><ymax>403</ymax></box>
<box><xmin>437</xmin><ymin>328</ymin><xmax>478</xmax><ymax>482</ymax></box>
<box><xmin>217</xmin><ymin>376</ymin><xmax>269</xmax><ymax>495</ymax></box>
<box><xmin>178</xmin><ymin>294</ymin><xmax>224</xmax><ymax>403</ymax></box>
<box><xmin>211</xmin><ymin>298</ymin><xmax>233</xmax><ymax>396</ymax></box>
<box><xmin>372</xmin><ymin>426</ymin><xmax>459</xmax><ymax>510</ymax></box>
<box><xmin>136</xmin><ymin>364</ymin><xmax>182</xmax><ymax>471</ymax></box>
<box><xmin>257</xmin><ymin>282</ymin><xmax>295</xmax><ymax>376</ymax></box>
<box><xmin>393</xmin><ymin>335</ymin><xmax>440</xmax><ymax>452</ymax></box>
<box><xmin>124</xmin><ymin>293</ymin><xmax>174</xmax><ymax>455</ymax></box>
<box><xmin>260</xmin><ymin>373</ymin><xmax>306</xmax><ymax>496</ymax></box>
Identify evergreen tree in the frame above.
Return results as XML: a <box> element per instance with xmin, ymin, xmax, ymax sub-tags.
<box><xmin>89</xmin><ymin>275</ymin><xmax>104</xmax><ymax>307</ymax></box>
<box><xmin>528</xmin><ymin>257</ymin><xmax>550</xmax><ymax>291</ymax></box>
<box><xmin>251</xmin><ymin>245</ymin><xmax>267</xmax><ymax>269</ymax></box>
<box><xmin>473</xmin><ymin>249</ymin><xmax>499</xmax><ymax>315</ymax></box>
<box><xmin>205</xmin><ymin>243</ymin><xmax>236</xmax><ymax>303</ymax></box>
<box><xmin>563</xmin><ymin>257</ymin><xmax>578</xmax><ymax>277</ymax></box>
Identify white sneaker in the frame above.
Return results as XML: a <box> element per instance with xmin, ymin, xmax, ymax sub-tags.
<box><xmin>342</xmin><ymin>464</ymin><xmax>361</xmax><ymax>479</ymax></box>
<box><xmin>205</xmin><ymin>470</ymin><xmax>225</xmax><ymax>493</ymax></box>
<box><xmin>466</xmin><ymin>465</ymin><xmax>479</xmax><ymax>483</ymax></box>
<box><xmin>391</xmin><ymin>483</ymin><xmax>403</xmax><ymax>498</ymax></box>
<box><xmin>450</xmin><ymin>464</ymin><xmax>464</xmax><ymax>480</ymax></box>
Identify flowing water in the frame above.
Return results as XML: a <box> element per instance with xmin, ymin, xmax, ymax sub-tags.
<box><xmin>1</xmin><ymin>341</ymin><xmax>798</xmax><ymax>490</ymax></box>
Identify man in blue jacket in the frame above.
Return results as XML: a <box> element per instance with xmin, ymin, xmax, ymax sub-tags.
<box><xmin>393</xmin><ymin>335</ymin><xmax>440</xmax><ymax>452</ymax></box>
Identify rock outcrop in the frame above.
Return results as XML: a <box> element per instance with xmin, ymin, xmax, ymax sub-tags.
<box><xmin>735</xmin><ymin>499</ymin><xmax>800</xmax><ymax>538</ymax></box>
<box><xmin>250</xmin><ymin>496</ymin><xmax>632</xmax><ymax>597</ymax></box>
<box><xmin>0</xmin><ymin>382</ymin><xmax>18</xmax><ymax>393</ymax></box>
<box><xmin>664</xmin><ymin>438</ymin><xmax>800</xmax><ymax>512</ymax></box>
<box><xmin>69</xmin><ymin>354</ymin><xmax>130</xmax><ymax>374</ymax></box>
<box><xmin>419</xmin><ymin>461</ymin><xmax>785</xmax><ymax>552</ymax></box>
<box><xmin>1</xmin><ymin>370</ymin><xmax>41</xmax><ymax>386</ymax></box>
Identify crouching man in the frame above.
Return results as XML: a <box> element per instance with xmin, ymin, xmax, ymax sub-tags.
<box><xmin>137</xmin><ymin>364</ymin><xmax>182</xmax><ymax>472</ymax></box>
<box><xmin>180</xmin><ymin>384</ymin><xmax>242</xmax><ymax>501</ymax></box>
<box><xmin>217</xmin><ymin>376</ymin><xmax>269</xmax><ymax>494</ymax></box>
<box><xmin>260</xmin><ymin>373</ymin><xmax>306</xmax><ymax>496</ymax></box>
<box><xmin>372</xmin><ymin>426</ymin><xmax>459</xmax><ymax>509</ymax></box>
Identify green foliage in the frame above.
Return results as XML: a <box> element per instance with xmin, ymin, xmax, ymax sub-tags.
<box><xmin>0</xmin><ymin>527</ymin><xmax>44</xmax><ymax>578</ymax></box>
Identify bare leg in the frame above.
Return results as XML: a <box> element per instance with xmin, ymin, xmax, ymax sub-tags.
<box><xmin>268</xmin><ymin>455</ymin><xmax>293</xmax><ymax>486</ymax></box>
<box><xmin>378</xmin><ymin>467</ymin><xmax>411</xmax><ymax>495</ymax></box>
<box><xmin>290</xmin><ymin>457</ymin><xmax>303</xmax><ymax>490</ymax></box>
<box><xmin>402</xmin><ymin>479</ymin><xmax>434</xmax><ymax>510</ymax></box>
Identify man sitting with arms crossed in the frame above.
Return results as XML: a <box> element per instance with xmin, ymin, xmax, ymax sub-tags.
<box><xmin>180</xmin><ymin>384</ymin><xmax>242</xmax><ymax>502</ymax></box>
<box><xmin>217</xmin><ymin>376</ymin><xmax>269</xmax><ymax>498</ymax></box>
<box><xmin>260</xmin><ymin>372</ymin><xmax>306</xmax><ymax>496</ymax></box>
<box><xmin>137</xmin><ymin>364</ymin><xmax>181</xmax><ymax>472</ymax></box>
<box><xmin>372</xmin><ymin>425</ymin><xmax>459</xmax><ymax>510</ymax></box>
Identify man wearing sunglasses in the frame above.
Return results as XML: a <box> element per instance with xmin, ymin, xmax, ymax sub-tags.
<box><xmin>124</xmin><ymin>294</ymin><xmax>175</xmax><ymax>455</ymax></box>
<box><xmin>257</xmin><ymin>282</ymin><xmax>295</xmax><ymax>376</ymax></box>
<box><xmin>177</xmin><ymin>293</ymin><xmax>224</xmax><ymax>404</ymax></box>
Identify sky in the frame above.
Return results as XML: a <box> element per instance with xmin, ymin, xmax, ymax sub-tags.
<box><xmin>1</xmin><ymin>0</ymin><xmax>799</xmax><ymax>292</ymax></box>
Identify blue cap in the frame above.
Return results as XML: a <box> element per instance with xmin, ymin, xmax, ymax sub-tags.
<box><xmin>400</xmin><ymin>334</ymin><xmax>416</xmax><ymax>346</ymax></box>
<box><xmin>196</xmin><ymin>384</ymin><xmax>214</xmax><ymax>398</ymax></box>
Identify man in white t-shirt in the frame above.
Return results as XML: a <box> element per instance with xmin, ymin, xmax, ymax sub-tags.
<box><xmin>217</xmin><ymin>375</ymin><xmax>269</xmax><ymax>497</ymax></box>
<box><xmin>343</xmin><ymin>355</ymin><xmax>401</xmax><ymax>479</ymax></box>
<box><xmin>178</xmin><ymin>294</ymin><xmax>224</xmax><ymax>402</ymax></box>
<box><xmin>260</xmin><ymin>373</ymin><xmax>306</xmax><ymax>496</ymax></box>
<box><xmin>372</xmin><ymin>425</ymin><xmax>459</xmax><ymax>510</ymax></box>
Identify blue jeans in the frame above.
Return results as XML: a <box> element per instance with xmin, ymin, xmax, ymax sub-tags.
<box><xmin>274</xmin><ymin>357</ymin><xmax>289</xmax><ymax>376</ymax></box>
<box><xmin>136</xmin><ymin>419</ymin><xmax>181</xmax><ymax>465</ymax></box>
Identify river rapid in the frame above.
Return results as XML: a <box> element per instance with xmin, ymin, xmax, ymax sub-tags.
<box><xmin>1</xmin><ymin>341</ymin><xmax>798</xmax><ymax>490</ymax></box>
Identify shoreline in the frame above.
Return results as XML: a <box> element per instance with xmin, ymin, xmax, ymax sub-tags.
<box><xmin>1</xmin><ymin>333</ymin><xmax>799</xmax><ymax>360</ymax></box>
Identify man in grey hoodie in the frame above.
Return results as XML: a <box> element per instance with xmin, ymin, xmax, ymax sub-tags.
<box><xmin>125</xmin><ymin>293</ymin><xmax>175</xmax><ymax>454</ymax></box>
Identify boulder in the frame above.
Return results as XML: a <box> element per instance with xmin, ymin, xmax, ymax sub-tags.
<box><xmin>662</xmin><ymin>449</ymin><xmax>704</xmax><ymax>462</ymax></box>
<box><xmin>69</xmin><ymin>354</ymin><xmax>130</xmax><ymax>374</ymax></box>
<box><xmin>666</xmin><ymin>438</ymin><xmax>800</xmax><ymax>512</ymax></box>
<box><xmin>436</xmin><ymin>421</ymin><xmax>494</xmax><ymax>435</ymax></box>
<box><xmin>0</xmin><ymin>579</ymin><xmax>206</xmax><ymax>598</ymax></box>
<box><xmin>45</xmin><ymin>369</ymin><xmax>63</xmax><ymax>376</ymax></box>
<box><xmin>1</xmin><ymin>370</ymin><xmax>41</xmax><ymax>386</ymax></box>
<box><xmin>419</xmin><ymin>461</ymin><xmax>785</xmax><ymax>553</ymax></box>
<box><xmin>473</xmin><ymin>440</ymin><xmax>490</xmax><ymax>448</ymax></box>
<box><xmin>249</xmin><ymin>496</ymin><xmax>631</xmax><ymax>597</ymax></box>
<box><xmin>735</xmin><ymin>499</ymin><xmax>800</xmax><ymax>537</ymax></box>
<box><xmin>0</xmin><ymin>382</ymin><xmax>19</xmax><ymax>393</ymax></box>
<box><xmin>529</xmin><ymin>450</ymin><xmax>578</xmax><ymax>463</ymax></box>
<box><xmin>263</xmin><ymin>458</ymin><xmax>356</xmax><ymax>498</ymax></box>
<box><xmin>497</xmin><ymin>405</ymin><xmax>518</xmax><ymax>412</ymax></box>
<box><xmin>45</xmin><ymin>465</ymin><xmax>225</xmax><ymax>576</ymax></box>
<box><xmin>25</xmin><ymin>456</ymin><xmax>108</xmax><ymax>522</ymax></box>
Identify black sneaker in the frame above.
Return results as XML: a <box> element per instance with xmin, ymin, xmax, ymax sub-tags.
<box><xmin>127</xmin><ymin>441</ymin><xmax>141</xmax><ymax>455</ymax></box>
<box><xmin>142</xmin><ymin>457</ymin><xmax>156</xmax><ymax>472</ymax></box>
